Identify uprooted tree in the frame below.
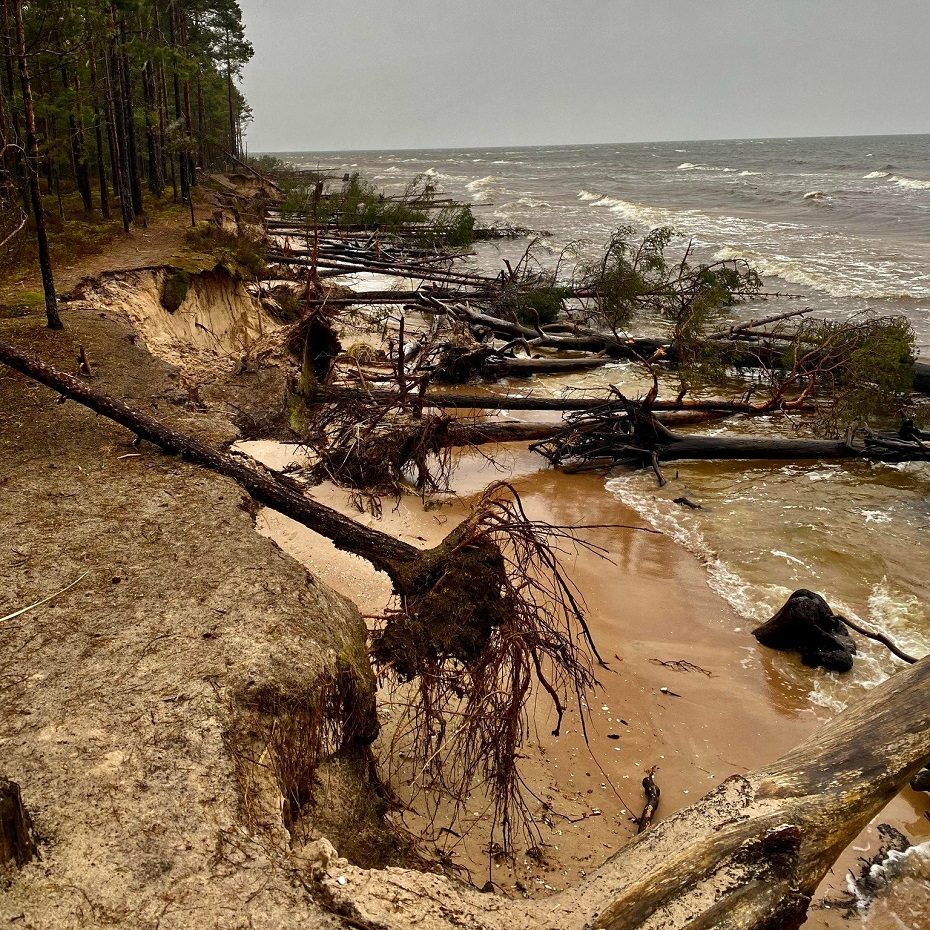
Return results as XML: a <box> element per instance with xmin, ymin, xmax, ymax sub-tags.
<box><xmin>0</xmin><ymin>339</ymin><xmax>618</xmax><ymax>854</ymax></box>
<box><xmin>264</xmin><ymin>190</ymin><xmax>929</xmax><ymax>497</ymax></box>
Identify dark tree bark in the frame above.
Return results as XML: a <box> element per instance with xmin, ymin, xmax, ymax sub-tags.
<box><xmin>12</xmin><ymin>0</ymin><xmax>61</xmax><ymax>330</ymax></box>
<box><xmin>89</xmin><ymin>53</ymin><xmax>110</xmax><ymax>219</ymax></box>
<box><xmin>105</xmin><ymin>47</ymin><xmax>132</xmax><ymax>232</ymax></box>
<box><xmin>753</xmin><ymin>590</ymin><xmax>857</xmax><ymax>673</ymax></box>
<box><xmin>62</xmin><ymin>63</ymin><xmax>93</xmax><ymax>212</ymax></box>
<box><xmin>168</xmin><ymin>0</ymin><xmax>190</xmax><ymax>205</ymax></box>
<box><xmin>141</xmin><ymin>59</ymin><xmax>164</xmax><ymax>196</ymax></box>
<box><xmin>117</xmin><ymin>16</ymin><xmax>143</xmax><ymax>218</ymax></box>
<box><xmin>0</xmin><ymin>777</ymin><xmax>36</xmax><ymax>869</ymax></box>
<box><xmin>0</xmin><ymin>338</ymin><xmax>416</xmax><ymax>577</ymax></box>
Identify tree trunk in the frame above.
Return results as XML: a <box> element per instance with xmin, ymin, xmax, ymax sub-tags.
<box><xmin>0</xmin><ymin>339</ymin><xmax>419</xmax><ymax>578</ymax></box>
<box><xmin>90</xmin><ymin>53</ymin><xmax>110</xmax><ymax>219</ymax></box>
<box><xmin>484</xmin><ymin>356</ymin><xmax>609</xmax><ymax>376</ymax></box>
<box><xmin>168</xmin><ymin>0</ymin><xmax>190</xmax><ymax>205</ymax></box>
<box><xmin>0</xmin><ymin>777</ymin><xmax>36</xmax><ymax>869</ymax></box>
<box><xmin>141</xmin><ymin>59</ymin><xmax>164</xmax><ymax>197</ymax></box>
<box><xmin>117</xmin><ymin>16</ymin><xmax>143</xmax><ymax>218</ymax></box>
<box><xmin>63</xmin><ymin>63</ymin><xmax>93</xmax><ymax>212</ymax></box>
<box><xmin>105</xmin><ymin>46</ymin><xmax>132</xmax><ymax>232</ymax></box>
<box><xmin>12</xmin><ymin>0</ymin><xmax>61</xmax><ymax>330</ymax></box>
<box><xmin>318</xmin><ymin>653</ymin><xmax>930</xmax><ymax>930</ymax></box>
<box><xmin>225</xmin><ymin>32</ymin><xmax>236</xmax><ymax>161</ymax></box>
<box><xmin>540</xmin><ymin>406</ymin><xmax>930</xmax><ymax>471</ymax></box>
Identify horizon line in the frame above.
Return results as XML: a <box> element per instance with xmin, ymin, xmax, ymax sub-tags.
<box><xmin>246</xmin><ymin>129</ymin><xmax>930</xmax><ymax>155</ymax></box>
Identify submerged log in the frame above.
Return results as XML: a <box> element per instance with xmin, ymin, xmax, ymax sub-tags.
<box><xmin>484</xmin><ymin>355</ymin><xmax>609</xmax><ymax>376</ymax></box>
<box><xmin>753</xmin><ymin>590</ymin><xmax>857</xmax><ymax>673</ymax></box>
<box><xmin>0</xmin><ymin>777</ymin><xmax>37</xmax><ymax>869</ymax></box>
<box><xmin>536</xmin><ymin>403</ymin><xmax>930</xmax><ymax>471</ymax></box>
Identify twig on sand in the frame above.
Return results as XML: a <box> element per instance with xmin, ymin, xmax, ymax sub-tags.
<box><xmin>636</xmin><ymin>766</ymin><xmax>660</xmax><ymax>834</ymax></box>
<box><xmin>1</xmin><ymin>571</ymin><xmax>90</xmax><ymax>623</ymax></box>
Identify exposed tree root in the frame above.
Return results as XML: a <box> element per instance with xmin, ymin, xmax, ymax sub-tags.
<box><xmin>0</xmin><ymin>340</ymin><xmax>603</xmax><ymax>851</ymax></box>
<box><xmin>373</xmin><ymin>481</ymin><xmax>604</xmax><ymax>853</ymax></box>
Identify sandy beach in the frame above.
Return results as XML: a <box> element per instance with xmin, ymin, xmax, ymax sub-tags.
<box><xmin>248</xmin><ymin>438</ymin><xmax>929</xmax><ymax>918</ymax></box>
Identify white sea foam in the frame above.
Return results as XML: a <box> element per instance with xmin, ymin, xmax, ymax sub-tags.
<box><xmin>847</xmin><ymin>840</ymin><xmax>930</xmax><ymax>927</ymax></box>
<box><xmin>867</xmin><ymin>578</ymin><xmax>930</xmax><ymax>658</ymax></box>
<box><xmin>577</xmin><ymin>190</ymin><xmax>601</xmax><ymax>201</ymax></box>
<box><xmin>863</xmin><ymin>170</ymin><xmax>891</xmax><ymax>179</ymax></box>
<box><xmin>603</xmin><ymin>470</ymin><xmax>926</xmax><ymax>714</ymax></box>
<box><xmin>771</xmin><ymin>550</ymin><xmax>808</xmax><ymax>567</ymax></box>
<box><xmin>803</xmin><ymin>190</ymin><xmax>825</xmax><ymax>200</ymax></box>
<box><xmin>891</xmin><ymin>174</ymin><xmax>930</xmax><ymax>190</ymax></box>
<box><xmin>712</xmin><ymin>246</ymin><xmax>929</xmax><ymax>299</ymax></box>
<box><xmin>677</xmin><ymin>162</ymin><xmax>736</xmax><ymax>172</ymax></box>
<box><xmin>466</xmin><ymin>175</ymin><xmax>498</xmax><ymax>195</ymax></box>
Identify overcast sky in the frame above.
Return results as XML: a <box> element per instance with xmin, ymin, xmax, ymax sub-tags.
<box><xmin>238</xmin><ymin>0</ymin><xmax>930</xmax><ymax>152</ymax></box>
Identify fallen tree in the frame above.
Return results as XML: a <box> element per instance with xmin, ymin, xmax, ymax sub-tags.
<box><xmin>0</xmin><ymin>338</ymin><xmax>608</xmax><ymax>852</ymax></box>
<box><xmin>309</xmin><ymin>651</ymin><xmax>930</xmax><ymax>930</ymax></box>
<box><xmin>534</xmin><ymin>398</ymin><xmax>930</xmax><ymax>479</ymax></box>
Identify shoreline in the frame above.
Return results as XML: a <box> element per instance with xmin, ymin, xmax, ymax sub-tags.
<box><xmin>2</xmin><ymin>171</ymin><xmax>926</xmax><ymax>925</ymax></box>
<box><xmin>246</xmin><ymin>438</ymin><xmax>930</xmax><ymax>913</ymax></box>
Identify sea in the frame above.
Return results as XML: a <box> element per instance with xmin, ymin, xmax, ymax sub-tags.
<box><xmin>272</xmin><ymin>136</ymin><xmax>930</xmax><ymax>709</ymax></box>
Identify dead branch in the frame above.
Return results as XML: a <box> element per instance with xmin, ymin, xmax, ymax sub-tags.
<box><xmin>636</xmin><ymin>767</ymin><xmax>660</xmax><ymax>834</ymax></box>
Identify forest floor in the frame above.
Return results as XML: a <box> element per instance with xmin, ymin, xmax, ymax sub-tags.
<box><xmin>0</xmin><ymin>176</ymin><xmax>248</xmax><ymax>311</ymax></box>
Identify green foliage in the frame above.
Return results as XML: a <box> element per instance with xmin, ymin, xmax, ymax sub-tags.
<box><xmin>249</xmin><ymin>154</ymin><xmax>285</xmax><ymax>173</ymax></box>
<box><xmin>489</xmin><ymin>281</ymin><xmax>571</xmax><ymax>328</ymax></box>
<box><xmin>581</xmin><ymin>225</ymin><xmax>763</xmax><ymax>391</ymax></box>
<box><xmin>429</xmin><ymin>204</ymin><xmax>475</xmax><ymax>248</ymax></box>
<box><xmin>582</xmin><ymin>226</ymin><xmax>676</xmax><ymax>331</ymax></box>
<box><xmin>278</xmin><ymin>171</ymin><xmax>476</xmax><ymax>246</ymax></box>
<box><xmin>787</xmin><ymin>314</ymin><xmax>916</xmax><ymax>435</ymax></box>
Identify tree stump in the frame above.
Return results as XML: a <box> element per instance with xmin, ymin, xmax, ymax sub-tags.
<box><xmin>753</xmin><ymin>589</ymin><xmax>856</xmax><ymax>672</ymax></box>
<box><xmin>0</xmin><ymin>777</ymin><xmax>37</xmax><ymax>869</ymax></box>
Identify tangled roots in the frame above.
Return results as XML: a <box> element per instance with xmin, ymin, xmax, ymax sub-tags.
<box><xmin>372</xmin><ymin>482</ymin><xmax>603</xmax><ymax>854</ymax></box>
<box><xmin>302</xmin><ymin>403</ymin><xmax>458</xmax><ymax>515</ymax></box>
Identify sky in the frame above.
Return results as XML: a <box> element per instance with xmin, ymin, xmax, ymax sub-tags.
<box><xmin>237</xmin><ymin>0</ymin><xmax>930</xmax><ymax>152</ymax></box>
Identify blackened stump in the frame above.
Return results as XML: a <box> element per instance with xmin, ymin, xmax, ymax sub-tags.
<box><xmin>753</xmin><ymin>589</ymin><xmax>857</xmax><ymax>673</ymax></box>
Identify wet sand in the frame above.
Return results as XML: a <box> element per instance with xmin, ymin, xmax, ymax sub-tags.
<box><xmin>244</xmin><ymin>438</ymin><xmax>929</xmax><ymax>914</ymax></box>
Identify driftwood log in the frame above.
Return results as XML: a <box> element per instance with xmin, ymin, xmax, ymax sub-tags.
<box><xmin>317</xmin><ymin>653</ymin><xmax>930</xmax><ymax>930</ymax></box>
